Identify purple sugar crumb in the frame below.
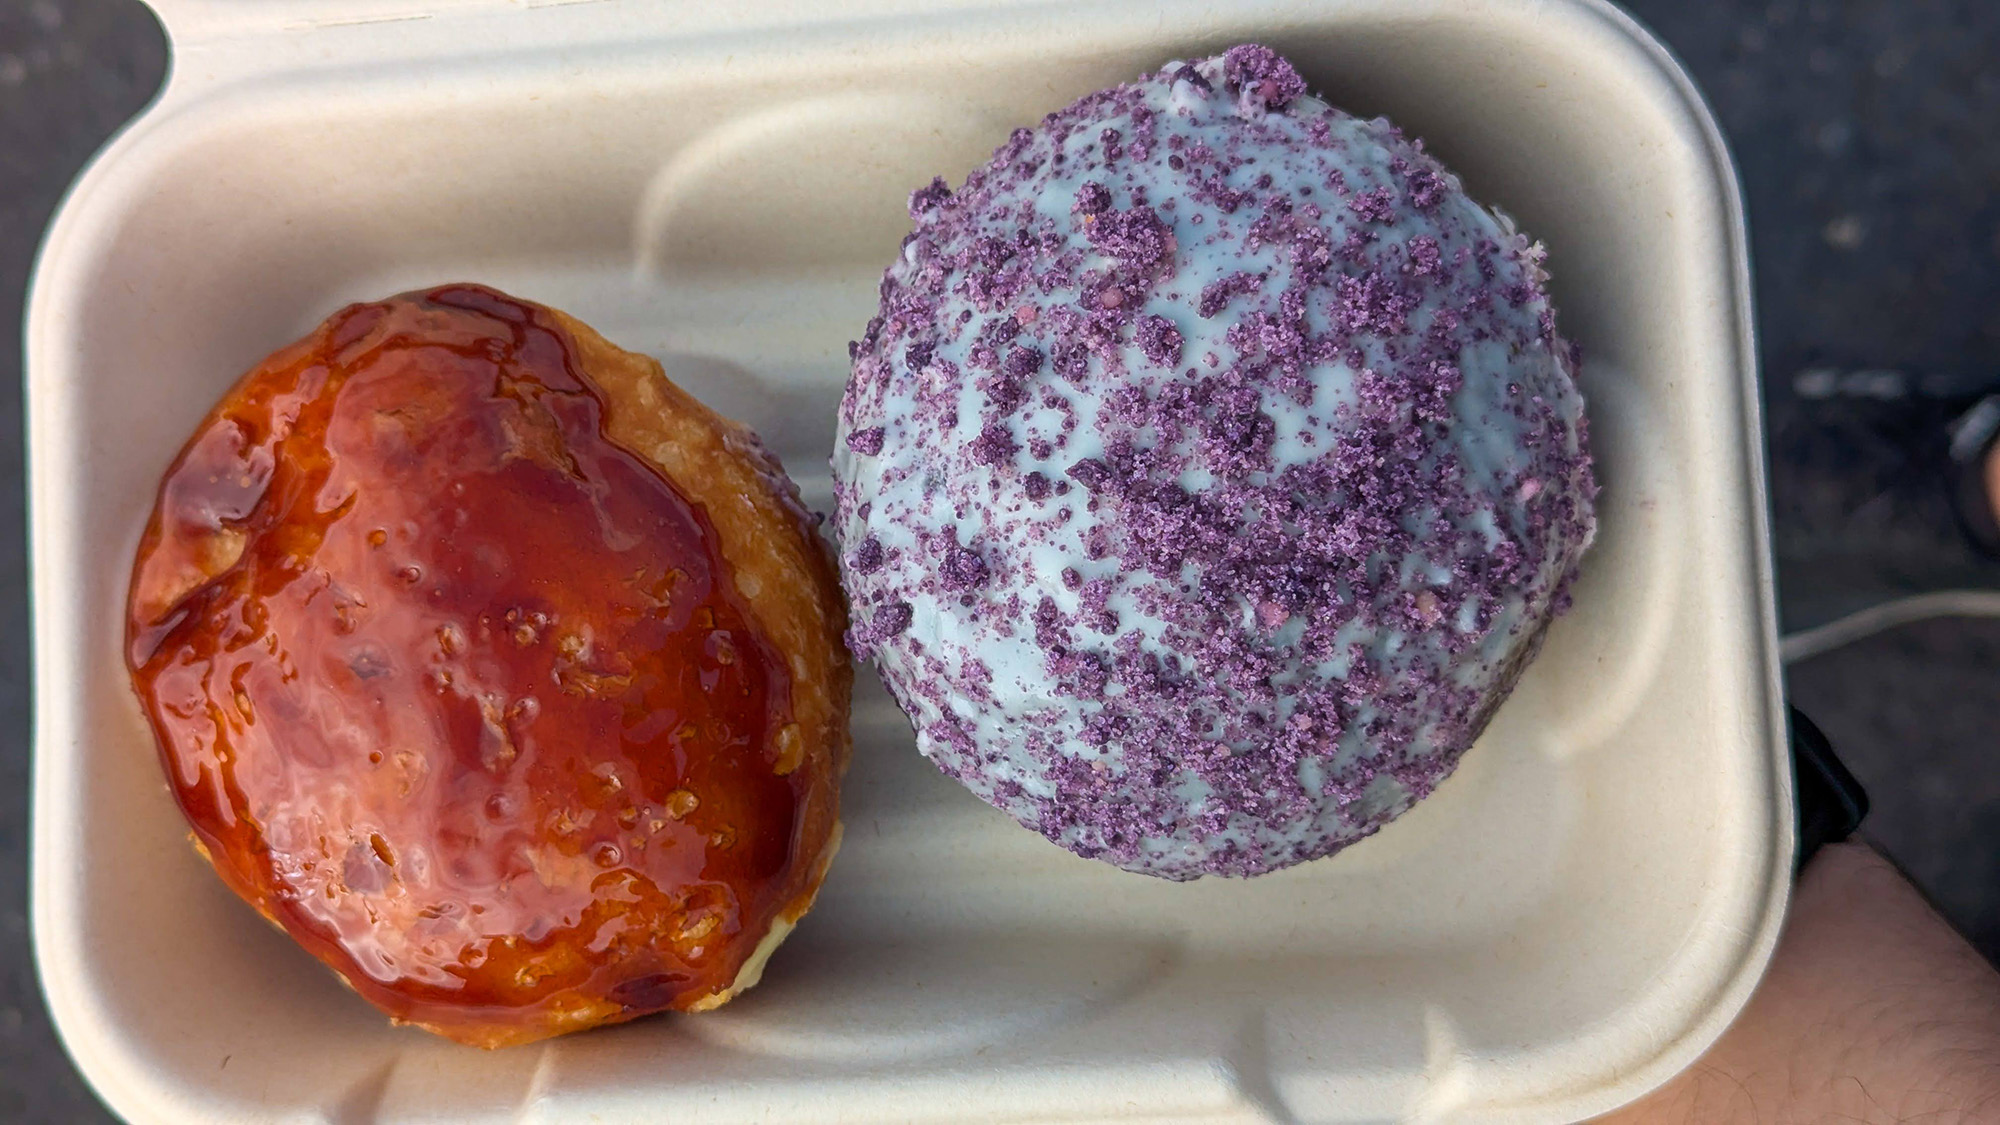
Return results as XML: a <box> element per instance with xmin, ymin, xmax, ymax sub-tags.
<box><xmin>997</xmin><ymin>125</ymin><xmax>1033</xmax><ymax>161</ymax></box>
<box><xmin>1393</xmin><ymin>154</ymin><xmax>1449</xmax><ymax>211</ymax></box>
<box><xmin>974</xmin><ymin>314</ymin><xmax>1022</xmax><ymax>355</ymax></box>
<box><xmin>1171</xmin><ymin>61</ymin><xmax>1213</xmax><ymax>94</ymax></box>
<box><xmin>940</xmin><ymin>537</ymin><xmax>990</xmax><ymax>590</ymax></box>
<box><xmin>1032</xmin><ymin>597</ymin><xmax>1071</xmax><ymax>651</ymax></box>
<box><xmin>1197</xmin><ymin>271</ymin><xmax>1263</xmax><ymax>318</ymax></box>
<box><xmin>1104</xmin><ymin>383</ymin><xmax>1148</xmax><ymax>427</ymax></box>
<box><xmin>1086</xmin><ymin>205</ymin><xmax>1175</xmax><ymax>269</ymax></box>
<box><xmin>1348</xmin><ymin>187</ymin><xmax>1398</xmax><ymax>224</ymax></box>
<box><xmin>975</xmin><ymin>234</ymin><xmax>1015</xmax><ymax>270</ymax></box>
<box><xmin>1066</xmin><ymin>458</ymin><xmax>1111</xmax><ymax>492</ymax></box>
<box><xmin>1334</xmin><ymin>271</ymin><xmax>1418</xmax><ymax>337</ymax></box>
<box><xmin>908</xmin><ymin>176</ymin><xmax>953</xmax><ymax>218</ymax></box>
<box><xmin>846</xmin><ymin>426</ymin><xmax>886</xmax><ymax>456</ymax></box>
<box><xmin>1003</xmin><ymin>345</ymin><xmax>1044</xmax><ymax>378</ymax></box>
<box><xmin>1135</xmin><ymin>314</ymin><xmax>1185</xmax><ymax>367</ymax></box>
<box><xmin>1290</xmin><ymin>225</ymin><xmax>1333</xmax><ymax>275</ymax></box>
<box><xmin>1023</xmin><ymin>472</ymin><xmax>1053</xmax><ymax>502</ymax></box>
<box><xmin>1052</xmin><ymin>341</ymin><xmax>1091</xmax><ymax>380</ymax></box>
<box><xmin>929</xmin><ymin>716</ymin><xmax>978</xmax><ymax>758</ymax></box>
<box><xmin>982</xmin><ymin>365</ymin><xmax>1030</xmax><ymax>416</ymax></box>
<box><xmin>964</xmin><ymin>658</ymin><xmax>994</xmax><ymax>691</ymax></box>
<box><xmin>872</xmin><ymin>601</ymin><xmax>912</xmax><ymax>639</ymax></box>
<box><xmin>1081</xmin><ymin>711</ymin><xmax>1126</xmax><ymax>747</ymax></box>
<box><xmin>1406</xmin><ymin>235</ymin><xmax>1443</xmax><ymax>277</ymax></box>
<box><xmin>969</xmin><ymin>420</ymin><xmax>1020</xmax><ymax>466</ymax></box>
<box><xmin>849</xmin><ymin>536</ymin><xmax>885</xmax><ymax>573</ymax></box>
<box><xmin>1552</xmin><ymin>585</ymin><xmax>1576</xmax><ymax>616</ymax></box>
<box><xmin>1049</xmin><ymin>650</ymin><xmax>1111</xmax><ymax>696</ymax></box>
<box><xmin>1074</xmin><ymin>181</ymin><xmax>1113</xmax><ymax>215</ymax></box>
<box><xmin>1221</xmin><ymin>44</ymin><xmax>1307</xmax><ymax>111</ymax></box>
<box><xmin>1192</xmin><ymin>174</ymin><xmax>1253</xmax><ymax>214</ymax></box>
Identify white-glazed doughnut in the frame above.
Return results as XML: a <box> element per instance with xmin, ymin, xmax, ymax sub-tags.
<box><xmin>833</xmin><ymin>47</ymin><xmax>1595</xmax><ymax>879</ymax></box>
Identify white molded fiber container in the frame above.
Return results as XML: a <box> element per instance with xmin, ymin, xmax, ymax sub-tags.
<box><xmin>28</xmin><ymin>1</ymin><xmax>1791</xmax><ymax>1121</ymax></box>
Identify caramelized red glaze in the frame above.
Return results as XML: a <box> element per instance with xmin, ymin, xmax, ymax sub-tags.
<box><xmin>127</xmin><ymin>286</ymin><xmax>823</xmax><ymax>1044</ymax></box>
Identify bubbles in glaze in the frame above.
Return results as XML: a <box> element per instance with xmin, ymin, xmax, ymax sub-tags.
<box><xmin>127</xmin><ymin>285</ymin><xmax>822</xmax><ymax>1045</ymax></box>
<box><xmin>833</xmin><ymin>46</ymin><xmax>1596</xmax><ymax>879</ymax></box>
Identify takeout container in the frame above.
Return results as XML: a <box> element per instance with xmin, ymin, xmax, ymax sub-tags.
<box><xmin>27</xmin><ymin>0</ymin><xmax>1790</xmax><ymax>1120</ymax></box>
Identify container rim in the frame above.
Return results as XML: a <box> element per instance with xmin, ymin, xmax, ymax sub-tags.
<box><xmin>26</xmin><ymin>2</ymin><xmax>1790</xmax><ymax>1120</ymax></box>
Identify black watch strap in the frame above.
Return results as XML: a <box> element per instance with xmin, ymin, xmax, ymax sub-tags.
<box><xmin>1788</xmin><ymin>706</ymin><xmax>1869</xmax><ymax>874</ymax></box>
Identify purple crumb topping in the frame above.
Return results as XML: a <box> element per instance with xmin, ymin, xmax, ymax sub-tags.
<box><xmin>1065</xmin><ymin>458</ymin><xmax>1110</xmax><ymax>491</ymax></box>
<box><xmin>846</xmin><ymin>599</ymin><xmax>913</xmax><ymax>660</ymax></box>
<box><xmin>1171</xmin><ymin>62</ymin><xmax>1212</xmax><ymax>94</ymax></box>
<box><xmin>849</xmin><ymin>536</ymin><xmax>885</xmax><ymax>573</ymax></box>
<box><xmin>1221</xmin><ymin>44</ymin><xmax>1307</xmax><ymax>110</ymax></box>
<box><xmin>845</xmin><ymin>426</ymin><xmax>886</xmax><ymax>456</ymax></box>
<box><xmin>969</xmin><ymin>420</ymin><xmax>1019</xmax><ymax>465</ymax></box>
<box><xmin>1135</xmin><ymin>314</ymin><xmax>1184</xmax><ymax>367</ymax></box>
<box><xmin>1051</xmin><ymin>341</ymin><xmax>1090</xmax><ymax>379</ymax></box>
<box><xmin>939</xmin><ymin>536</ymin><xmax>990</xmax><ymax>590</ymax></box>
<box><xmin>873</xmin><ymin>601</ymin><xmax>912</xmax><ymax>635</ymax></box>
<box><xmin>908</xmin><ymin>176</ymin><xmax>953</xmax><ymax>217</ymax></box>
<box><xmin>1347</xmin><ymin>187</ymin><xmax>1397</xmax><ymax>224</ymax></box>
<box><xmin>1198</xmin><ymin>271</ymin><xmax>1263</xmax><ymax>318</ymax></box>
<box><xmin>1003</xmin><ymin>345</ymin><xmax>1043</xmax><ymax>379</ymax></box>
<box><xmin>1085</xmin><ymin>204</ymin><xmax>1175</xmax><ymax>269</ymax></box>
<box><xmin>831</xmin><ymin>45</ymin><xmax>1595</xmax><ymax>880</ymax></box>
<box><xmin>1074</xmin><ymin>181</ymin><xmax>1113</xmax><ymax>214</ymax></box>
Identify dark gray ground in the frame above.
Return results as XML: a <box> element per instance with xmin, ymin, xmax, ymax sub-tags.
<box><xmin>1</xmin><ymin>0</ymin><xmax>1996</xmax><ymax>1120</ymax></box>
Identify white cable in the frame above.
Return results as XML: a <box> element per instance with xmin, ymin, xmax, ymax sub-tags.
<box><xmin>1781</xmin><ymin>588</ymin><xmax>2000</xmax><ymax>664</ymax></box>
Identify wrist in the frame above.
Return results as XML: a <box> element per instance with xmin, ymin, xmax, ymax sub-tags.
<box><xmin>1598</xmin><ymin>842</ymin><xmax>2000</xmax><ymax>1122</ymax></box>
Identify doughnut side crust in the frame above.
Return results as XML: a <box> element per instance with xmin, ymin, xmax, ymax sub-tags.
<box><xmin>552</xmin><ymin>306</ymin><xmax>852</xmax><ymax>939</ymax></box>
<box><xmin>528</xmin><ymin>308</ymin><xmax>854</xmax><ymax>1017</ymax></box>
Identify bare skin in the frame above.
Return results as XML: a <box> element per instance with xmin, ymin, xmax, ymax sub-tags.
<box><xmin>1603</xmin><ymin>450</ymin><xmax>2000</xmax><ymax>1122</ymax></box>
<box><xmin>1595</xmin><ymin>841</ymin><xmax>2000</xmax><ymax>1123</ymax></box>
<box><xmin>1985</xmin><ymin>439</ymin><xmax>2000</xmax><ymax>529</ymax></box>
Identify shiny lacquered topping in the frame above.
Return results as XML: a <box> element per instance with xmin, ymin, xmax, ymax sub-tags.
<box><xmin>128</xmin><ymin>286</ymin><xmax>802</xmax><ymax>1044</ymax></box>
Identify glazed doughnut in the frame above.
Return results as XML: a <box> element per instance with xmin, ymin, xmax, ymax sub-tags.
<box><xmin>127</xmin><ymin>284</ymin><xmax>849</xmax><ymax>1046</ymax></box>
<box><xmin>833</xmin><ymin>46</ymin><xmax>1594</xmax><ymax>879</ymax></box>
